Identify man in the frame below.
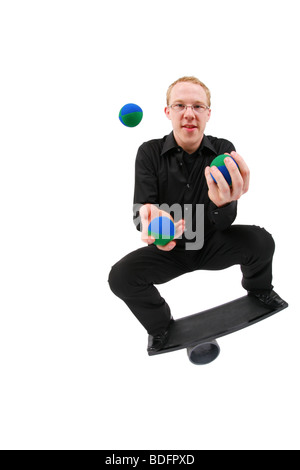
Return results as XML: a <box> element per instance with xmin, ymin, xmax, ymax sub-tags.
<box><xmin>109</xmin><ymin>76</ymin><xmax>286</xmax><ymax>353</ymax></box>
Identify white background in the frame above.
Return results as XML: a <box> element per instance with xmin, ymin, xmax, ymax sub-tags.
<box><xmin>0</xmin><ymin>0</ymin><xmax>299</xmax><ymax>450</ymax></box>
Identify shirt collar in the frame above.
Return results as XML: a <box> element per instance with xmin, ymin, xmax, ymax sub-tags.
<box><xmin>161</xmin><ymin>132</ymin><xmax>178</xmax><ymax>155</ymax></box>
<box><xmin>161</xmin><ymin>132</ymin><xmax>218</xmax><ymax>156</ymax></box>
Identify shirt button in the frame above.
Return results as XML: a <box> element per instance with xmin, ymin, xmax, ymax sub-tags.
<box><xmin>186</xmin><ymin>183</ymin><xmax>190</xmax><ymax>188</ymax></box>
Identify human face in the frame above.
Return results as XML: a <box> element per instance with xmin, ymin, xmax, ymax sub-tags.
<box><xmin>165</xmin><ymin>82</ymin><xmax>211</xmax><ymax>154</ymax></box>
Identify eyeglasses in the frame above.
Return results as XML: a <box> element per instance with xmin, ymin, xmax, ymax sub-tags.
<box><xmin>168</xmin><ymin>103</ymin><xmax>210</xmax><ymax>114</ymax></box>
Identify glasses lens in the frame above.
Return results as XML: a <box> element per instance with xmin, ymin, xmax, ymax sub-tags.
<box><xmin>173</xmin><ymin>104</ymin><xmax>184</xmax><ymax>112</ymax></box>
<box><xmin>193</xmin><ymin>105</ymin><xmax>207</xmax><ymax>113</ymax></box>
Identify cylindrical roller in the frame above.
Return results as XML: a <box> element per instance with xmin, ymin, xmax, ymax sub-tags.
<box><xmin>187</xmin><ymin>340</ymin><xmax>220</xmax><ymax>365</ymax></box>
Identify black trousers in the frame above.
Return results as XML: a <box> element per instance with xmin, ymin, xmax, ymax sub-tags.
<box><xmin>108</xmin><ymin>225</ymin><xmax>275</xmax><ymax>335</ymax></box>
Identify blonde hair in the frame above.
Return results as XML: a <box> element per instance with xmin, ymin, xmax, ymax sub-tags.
<box><xmin>166</xmin><ymin>76</ymin><xmax>211</xmax><ymax>108</ymax></box>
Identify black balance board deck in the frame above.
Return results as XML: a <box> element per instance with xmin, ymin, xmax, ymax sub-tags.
<box><xmin>148</xmin><ymin>295</ymin><xmax>288</xmax><ymax>357</ymax></box>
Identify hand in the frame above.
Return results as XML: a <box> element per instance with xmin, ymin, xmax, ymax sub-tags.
<box><xmin>204</xmin><ymin>151</ymin><xmax>250</xmax><ymax>207</ymax></box>
<box><xmin>140</xmin><ymin>204</ymin><xmax>185</xmax><ymax>251</ymax></box>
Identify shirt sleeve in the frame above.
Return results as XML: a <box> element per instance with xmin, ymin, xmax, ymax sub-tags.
<box><xmin>133</xmin><ymin>145</ymin><xmax>158</xmax><ymax>231</ymax></box>
<box><xmin>207</xmin><ymin>139</ymin><xmax>237</xmax><ymax>230</ymax></box>
<box><xmin>208</xmin><ymin>200</ymin><xmax>238</xmax><ymax>230</ymax></box>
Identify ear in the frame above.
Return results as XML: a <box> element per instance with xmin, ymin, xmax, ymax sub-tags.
<box><xmin>164</xmin><ymin>106</ymin><xmax>171</xmax><ymax>120</ymax></box>
<box><xmin>206</xmin><ymin>108</ymin><xmax>211</xmax><ymax>122</ymax></box>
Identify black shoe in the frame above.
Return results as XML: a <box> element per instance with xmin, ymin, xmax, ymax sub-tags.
<box><xmin>248</xmin><ymin>290</ymin><xmax>287</xmax><ymax>309</ymax></box>
<box><xmin>147</xmin><ymin>317</ymin><xmax>174</xmax><ymax>353</ymax></box>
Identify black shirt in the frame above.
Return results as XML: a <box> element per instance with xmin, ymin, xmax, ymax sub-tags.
<box><xmin>133</xmin><ymin>132</ymin><xmax>237</xmax><ymax>248</ymax></box>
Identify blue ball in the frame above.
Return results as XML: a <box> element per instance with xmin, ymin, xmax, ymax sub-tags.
<box><xmin>148</xmin><ymin>216</ymin><xmax>175</xmax><ymax>246</ymax></box>
<box><xmin>119</xmin><ymin>103</ymin><xmax>143</xmax><ymax>127</ymax></box>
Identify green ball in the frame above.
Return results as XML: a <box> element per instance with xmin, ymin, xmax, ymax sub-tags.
<box><xmin>119</xmin><ymin>103</ymin><xmax>143</xmax><ymax>127</ymax></box>
<box><xmin>210</xmin><ymin>154</ymin><xmax>239</xmax><ymax>186</ymax></box>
